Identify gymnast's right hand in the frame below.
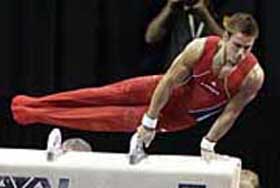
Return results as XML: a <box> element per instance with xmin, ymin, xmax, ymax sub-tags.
<box><xmin>136</xmin><ymin>125</ymin><xmax>156</xmax><ymax>148</ymax></box>
<box><xmin>138</xmin><ymin>113</ymin><xmax>158</xmax><ymax>147</ymax></box>
<box><xmin>129</xmin><ymin>113</ymin><xmax>157</xmax><ymax>157</ymax></box>
<box><xmin>128</xmin><ymin>114</ymin><xmax>157</xmax><ymax>164</ymax></box>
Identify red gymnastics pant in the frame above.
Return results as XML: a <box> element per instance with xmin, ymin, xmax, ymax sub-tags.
<box><xmin>11</xmin><ymin>75</ymin><xmax>196</xmax><ymax>133</ymax></box>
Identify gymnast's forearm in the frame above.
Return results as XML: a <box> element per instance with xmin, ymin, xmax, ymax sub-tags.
<box><xmin>205</xmin><ymin>110</ymin><xmax>240</xmax><ymax>142</ymax></box>
<box><xmin>146</xmin><ymin>77</ymin><xmax>174</xmax><ymax>119</ymax></box>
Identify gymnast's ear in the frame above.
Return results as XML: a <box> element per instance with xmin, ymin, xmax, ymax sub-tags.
<box><xmin>223</xmin><ymin>31</ymin><xmax>230</xmax><ymax>42</ymax></box>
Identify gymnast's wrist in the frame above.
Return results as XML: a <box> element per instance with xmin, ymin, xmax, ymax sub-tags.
<box><xmin>141</xmin><ymin>113</ymin><xmax>158</xmax><ymax>130</ymax></box>
<box><xmin>200</xmin><ymin>137</ymin><xmax>216</xmax><ymax>152</ymax></box>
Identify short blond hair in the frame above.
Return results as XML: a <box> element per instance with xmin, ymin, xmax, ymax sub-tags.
<box><xmin>62</xmin><ymin>138</ymin><xmax>92</xmax><ymax>152</ymax></box>
<box><xmin>240</xmin><ymin>169</ymin><xmax>260</xmax><ymax>188</ymax></box>
<box><xmin>223</xmin><ymin>13</ymin><xmax>259</xmax><ymax>38</ymax></box>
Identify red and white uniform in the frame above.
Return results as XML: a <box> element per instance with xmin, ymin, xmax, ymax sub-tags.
<box><xmin>11</xmin><ymin>36</ymin><xmax>257</xmax><ymax>133</ymax></box>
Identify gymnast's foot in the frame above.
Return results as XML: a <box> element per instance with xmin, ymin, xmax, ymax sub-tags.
<box><xmin>46</xmin><ymin>128</ymin><xmax>63</xmax><ymax>161</ymax></box>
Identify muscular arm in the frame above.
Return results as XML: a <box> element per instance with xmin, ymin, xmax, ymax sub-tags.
<box><xmin>193</xmin><ymin>0</ymin><xmax>224</xmax><ymax>36</ymax></box>
<box><xmin>146</xmin><ymin>38</ymin><xmax>206</xmax><ymax>118</ymax></box>
<box><xmin>205</xmin><ymin>64</ymin><xmax>265</xmax><ymax>142</ymax></box>
<box><xmin>145</xmin><ymin>1</ymin><xmax>177</xmax><ymax>44</ymax></box>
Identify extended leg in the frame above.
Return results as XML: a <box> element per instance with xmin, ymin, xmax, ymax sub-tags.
<box><xmin>12</xmin><ymin>75</ymin><xmax>162</xmax><ymax>107</ymax></box>
<box><xmin>11</xmin><ymin>75</ymin><xmax>162</xmax><ymax>131</ymax></box>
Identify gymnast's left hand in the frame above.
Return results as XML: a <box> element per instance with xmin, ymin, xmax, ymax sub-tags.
<box><xmin>200</xmin><ymin>137</ymin><xmax>217</xmax><ymax>162</ymax></box>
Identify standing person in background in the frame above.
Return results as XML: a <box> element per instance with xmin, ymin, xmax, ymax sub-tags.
<box><xmin>141</xmin><ymin>0</ymin><xmax>223</xmax><ymax>75</ymax></box>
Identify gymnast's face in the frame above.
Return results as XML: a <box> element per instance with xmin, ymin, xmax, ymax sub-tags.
<box><xmin>224</xmin><ymin>32</ymin><xmax>255</xmax><ymax>65</ymax></box>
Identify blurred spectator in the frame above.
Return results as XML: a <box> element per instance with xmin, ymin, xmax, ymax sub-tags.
<box><xmin>62</xmin><ymin>138</ymin><xmax>92</xmax><ymax>152</ymax></box>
